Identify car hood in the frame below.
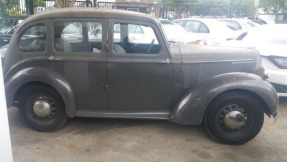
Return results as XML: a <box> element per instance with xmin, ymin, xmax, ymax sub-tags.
<box><xmin>220</xmin><ymin>40</ymin><xmax>287</xmax><ymax>57</ymax></box>
<box><xmin>177</xmin><ymin>44</ymin><xmax>259</xmax><ymax>63</ymax></box>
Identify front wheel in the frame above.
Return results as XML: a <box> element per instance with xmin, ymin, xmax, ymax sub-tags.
<box><xmin>204</xmin><ymin>92</ymin><xmax>264</xmax><ymax>145</ymax></box>
<box><xmin>18</xmin><ymin>84</ymin><xmax>67</xmax><ymax>132</ymax></box>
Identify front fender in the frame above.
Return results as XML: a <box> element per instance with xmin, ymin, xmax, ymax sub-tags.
<box><xmin>170</xmin><ymin>72</ymin><xmax>278</xmax><ymax>125</ymax></box>
<box><xmin>4</xmin><ymin>67</ymin><xmax>77</xmax><ymax>118</ymax></box>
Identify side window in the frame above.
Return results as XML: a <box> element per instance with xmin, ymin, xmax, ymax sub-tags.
<box><xmin>198</xmin><ymin>23</ymin><xmax>209</xmax><ymax>33</ymax></box>
<box><xmin>113</xmin><ymin>23</ymin><xmax>160</xmax><ymax>55</ymax></box>
<box><xmin>19</xmin><ymin>24</ymin><xmax>46</xmax><ymax>52</ymax></box>
<box><xmin>185</xmin><ymin>21</ymin><xmax>201</xmax><ymax>32</ymax></box>
<box><xmin>54</xmin><ymin>21</ymin><xmax>102</xmax><ymax>54</ymax></box>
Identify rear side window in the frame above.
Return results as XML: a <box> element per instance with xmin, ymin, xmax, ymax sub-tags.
<box><xmin>19</xmin><ymin>24</ymin><xmax>46</xmax><ymax>52</ymax></box>
<box><xmin>185</xmin><ymin>21</ymin><xmax>201</xmax><ymax>32</ymax></box>
<box><xmin>198</xmin><ymin>23</ymin><xmax>209</xmax><ymax>33</ymax></box>
<box><xmin>54</xmin><ymin>21</ymin><xmax>102</xmax><ymax>53</ymax></box>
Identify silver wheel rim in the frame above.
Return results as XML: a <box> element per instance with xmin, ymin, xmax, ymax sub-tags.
<box><xmin>33</xmin><ymin>100</ymin><xmax>51</xmax><ymax>118</ymax></box>
<box><xmin>217</xmin><ymin>104</ymin><xmax>248</xmax><ymax>132</ymax></box>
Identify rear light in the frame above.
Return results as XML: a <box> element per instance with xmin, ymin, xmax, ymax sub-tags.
<box><xmin>203</xmin><ymin>39</ymin><xmax>207</xmax><ymax>45</ymax></box>
<box><xmin>268</xmin><ymin>56</ymin><xmax>287</xmax><ymax>69</ymax></box>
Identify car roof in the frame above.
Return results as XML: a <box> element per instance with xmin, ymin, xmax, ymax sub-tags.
<box><xmin>247</xmin><ymin>24</ymin><xmax>287</xmax><ymax>32</ymax></box>
<box><xmin>22</xmin><ymin>8</ymin><xmax>159</xmax><ymax>25</ymax></box>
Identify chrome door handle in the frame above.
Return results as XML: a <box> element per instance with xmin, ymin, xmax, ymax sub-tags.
<box><xmin>159</xmin><ymin>59</ymin><xmax>170</xmax><ymax>64</ymax></box>
<box><xmin>49</xmin><ymin>56</ymin><xmax>61</xmax><ymax>61</ymax></box>
<box><xmin>49</xmin><ymin>56</ymin><xmax>54</xmax><ymax>61</ymax></box>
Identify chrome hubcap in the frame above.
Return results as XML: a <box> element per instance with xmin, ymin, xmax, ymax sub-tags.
<box><xmin>217</xmin><ymin>104</ymin><xmax>248</xmax><ymax>132</ymax></box>
<box><xmin>224</xmin><ymin>111</ymin><xmax>245</xmax><ymax>130</ymax></box>
<box><xmin>33</xmin><ymin>100</ymin><xmax>51</xmax><ymax>118</ymax></box>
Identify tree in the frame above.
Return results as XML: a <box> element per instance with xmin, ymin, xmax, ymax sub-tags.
<box><xmin>0</xmin><ymin>0</ymin><xmax>21</xmax><ymax>16</ymax></box>
<box><xmin>233</xmin><ymin>0</ymin><xmax>256</xmax><ymax>17</ymax></box>
<box><xmin>54</xmin><ymin>0</ymin><xmax>77</xmax><ymax>8</ymax></box>
<box><xmin>261</xmin><ymin>0</ymin><xmax>287</xmax><ymax>23</ymax></box>
<box><xmin>34</xmin><ymin>0</ymin><xmax>46</xmax><ymax>7</ymax></box>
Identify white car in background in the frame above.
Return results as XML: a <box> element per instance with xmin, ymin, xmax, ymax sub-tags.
<box><xmin>173</xmin><ymin>19</ymin><xmax>241</xmax><ymax>45</ymax></box>
<box><xmin>160</xmin><ymin>19</ymin><xmax>202</xmax><ymax>44</ymax></box>
<box><xmin>221</xmin><ymin>25</ymin><xmax>287</xmax><ymax>96</ymax></box>
<box><xmin>220</xmin><ymin>19</ymin><xmax>258</xmax><ymax>31</ymax></box>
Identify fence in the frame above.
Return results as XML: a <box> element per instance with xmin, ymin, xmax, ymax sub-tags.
<box><xmin>1</xmin><ymin>0</ymin><xmax>229</xmax><ymax>19</ymax></box>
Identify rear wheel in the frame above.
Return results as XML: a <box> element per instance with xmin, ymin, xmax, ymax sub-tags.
<box><xmin>18</xmin><ymin>84</ymin><xmax>67</xmax><ymax>132</ymax></box>
<box><xmin>204</xmin><ymin>92</ymin><xmax>264</xmax><ymax>145</ymax></box>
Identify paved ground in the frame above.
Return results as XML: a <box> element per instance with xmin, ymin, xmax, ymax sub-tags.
<box><xmin>8</xmin><ymin>98</ymin><xmax>287</xmax><ymax>162</ymax></box>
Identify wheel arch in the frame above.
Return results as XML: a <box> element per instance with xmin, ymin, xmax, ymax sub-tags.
<box><xmin>5</xmin><ymin>67</ymin><xmax>77</xmax><ymax>118</ymax></box>
<box><xmin>205</xmin><ymin>89</ymin><xmax>273</xmax><ymax>117</ymax></box>
<box><xmin>170</xmin><ymin>72</ymin><xmax>278</xmax><ymax>125</ymax></box>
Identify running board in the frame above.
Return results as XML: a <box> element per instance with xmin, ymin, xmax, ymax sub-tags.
<box><xmin>75</xmin><ymin>110</ymin><xmax>171</xmax><ymax>120</ymax></box>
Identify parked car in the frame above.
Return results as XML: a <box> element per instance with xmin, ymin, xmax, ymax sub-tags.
<box><xmin>0</xmin><ymin>17</ymin><xmax>26</xmax><ymax>47</ymax></box>
<box><xmin>220</xmin><ymin>19</ymin><xmax>258</xmax><ymax>31</ymax></box>
<box><xmin>173</xmin><ymin>19</ymin><xmax>241</xmax><ymax>45</ymax></box>
<box><xmin>221</xmin><ymin>24</ymin><xmax>287</xmax><ymax>97</ymax></box>
<box><xmin>248</xmin><ymin>17</ymin><xmax>267</xmax><ymax>25</ymax></box>
<box><xmin>3</xmin><ymin>8</ymin><xmax>278</xmax><ymax>144</ymax></box>
<box><xmin>160</xmin><ymin>19</ymin><xmax>201</xmax><ymax>44</ymax></box>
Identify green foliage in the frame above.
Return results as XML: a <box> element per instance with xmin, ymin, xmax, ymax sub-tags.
<box><xmin>0</xmin><ymin>0</ymin><xmax>22</xmax><ymax>17</ymax></box>
<box><xmin>234</xmin><ymin>0</ymin><xmax>256</xmax><ymax>17</ymax></box>
<box><xmin>261</xmin><ymin>0</ymin><xmax>287</xmax><ymax>23</ymax></box>
<box><xmin>34</xmin><ymin>0</ymin><xmax>46</xmax><ymax>7</ymax></box>
<box><xmin>261</xmin><ymin>0</ymin><xmax>286</xmax><ymax>14</ymax></box>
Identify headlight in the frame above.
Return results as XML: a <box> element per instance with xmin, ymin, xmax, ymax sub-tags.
<box><xmin>269</xmin><ymin>56</ymin><xmax>287</xmax><ymax>69</ymax></box>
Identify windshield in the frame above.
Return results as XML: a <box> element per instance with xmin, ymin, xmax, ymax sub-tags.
<box><xmin>0</xmin><ymin>19</ymin><xmax>24</xmax><ymax>34</ymax></box>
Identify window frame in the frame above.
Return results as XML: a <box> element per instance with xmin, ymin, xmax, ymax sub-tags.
<box><xmin>108</xmin><ymin>19</ymin><xmax>166</xmax><ymax>57</ymax></box>
<box><xmin>51</xmin><ymin>18</ymin><xmax>107</xmax><ymax>58</ymax></box>
<box><xmin>17</xmin><ymin>21</ymin><xmax>48</xmax><ymax>55</ymax></box>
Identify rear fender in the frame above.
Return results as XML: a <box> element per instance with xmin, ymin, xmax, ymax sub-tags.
<box><xmin>5</xmin><ymin>67</ymin><xmax>77</xmax><ymax>118</ymax></box>
<box><xmin>170</xmin><ymin>72</ymin><xmax>278</xmax><ymax>125</ymax></box>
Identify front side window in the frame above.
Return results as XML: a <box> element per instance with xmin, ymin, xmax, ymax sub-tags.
<box><xmin>54</xmin><ymin>21</ymin><xmax>102</xmax><ymax>53</ymax></box>
<box><xmin>112</xmin><ymin>23</ymin><xmax>160</xmax><ymax>55</ymax></box>
<box><xmin>19</xmin><ymin>24</ymin><xmax>46</xmax><ymax>52</ymax></box>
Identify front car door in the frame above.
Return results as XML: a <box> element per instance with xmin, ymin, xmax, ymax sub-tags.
<box><xmin>107</xmin><ymin>19</ymin><xmax>173</xmax><ymax>111</ymax></box>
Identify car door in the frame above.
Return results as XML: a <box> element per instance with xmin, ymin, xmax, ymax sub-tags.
<box><xmin>49</xmin><ymin>18</ymin><xmax>108</xmax><ymax>111</ymax></box>
<box><xmin>107</xmin><ymin>19</ymin><xmax>173</xmax><ymax>111</ymax></box>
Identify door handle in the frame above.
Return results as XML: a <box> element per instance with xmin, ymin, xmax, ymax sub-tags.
<box><xmin>49</xmin><ymin>56</ymin><xmax>54</xmax><ymax>61</ymax></box>
<box><xmin>159</xmin><ymin>59</ymin><xmax>170</xmax><ymax>64</ymax></box>
<box><xmin>49</xmin><ymin>56</ymin><xmax>61</xmax><ymax>61</ymax></box>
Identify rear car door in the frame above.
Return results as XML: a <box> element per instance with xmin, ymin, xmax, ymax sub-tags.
<box><xmin>49</xmin><ymin>18</ymin><xmax>108</xmax><ymax>111</ymax></box>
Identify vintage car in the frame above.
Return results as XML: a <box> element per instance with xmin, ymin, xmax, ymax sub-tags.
<box><xmin>2</xmin><ymin>8</ymin><xmax>278</xmax><ymax>145</ymax></box>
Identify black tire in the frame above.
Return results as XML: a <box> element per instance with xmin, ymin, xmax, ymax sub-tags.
<box><xmin>18</xmin><ymin>84</ymin><xmax>67</xmax><ymax>132</ymax></box>
<box><xmin>204</xmin><ymin>91</ymin><xmax>264</xmax><ymax>145</ymax></box>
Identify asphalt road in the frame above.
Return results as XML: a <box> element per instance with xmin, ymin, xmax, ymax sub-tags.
<box><xmin>8</xmin><ymin>98</ymin><xmax>287</xmax><ymax>162</ymax></box>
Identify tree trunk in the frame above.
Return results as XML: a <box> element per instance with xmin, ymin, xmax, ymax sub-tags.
<box><xmin>275</xmin><ymin>13</ymin><xmax>279</xmax><ymax>23</ymax></box>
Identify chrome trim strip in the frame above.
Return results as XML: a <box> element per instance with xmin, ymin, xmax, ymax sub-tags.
<box><xmin>277</xmin><ymin>93</ymin><xmax>287</xmax><ymax>97</ymax></box>
<box><xmin>182</xmin><ymin>59</ymin><xmax>255</xmax><ymax>64</ymax></box>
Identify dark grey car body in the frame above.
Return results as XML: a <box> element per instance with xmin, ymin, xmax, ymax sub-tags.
<box><xmin>3</xmin><ymin>8</ymin><xmax>277</xmax><ymax>126</ymax></box>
